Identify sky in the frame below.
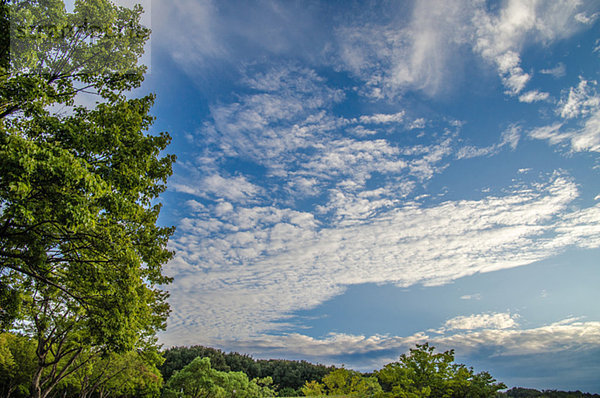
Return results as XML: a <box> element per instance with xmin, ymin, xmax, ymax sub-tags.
<box><xmin>122</xmin><ymin>0</ymin><xmax>600</xmax><ymax>392</ymax></box>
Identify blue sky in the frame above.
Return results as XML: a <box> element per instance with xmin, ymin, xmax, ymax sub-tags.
<box><xmin>126</xmin><ymin>0</ymin><xmax>600</xmax><ymax>392</ymax></box>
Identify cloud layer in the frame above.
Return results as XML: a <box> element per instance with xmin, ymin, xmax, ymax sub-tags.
<box><xmin>152</xmin><ymin>1</ymin><xmax>600</xmax><ymax>389</ymax></box>
<box><xmin>204</xmin><ymin>315</ymin><xmax>600</xmax><ymax>374</ymax></box>
<box><xmin>155</xmin><ymin>0</ymin><xmax>595</xmax><ymax>99</ymax></box>
<box><xmin>165</xmin><ymin>171</ymin><xmax>600</xmax><ymax>343</ymax></box>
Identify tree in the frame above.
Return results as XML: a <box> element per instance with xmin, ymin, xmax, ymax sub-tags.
<box><xmin>321</xmin><ymin>367</ymin><xmax>383</xmax><ymax>397</ymax></box>
<box><xmin>0</xmin><ymin>1</ymin><xmax>174</xmax><ymax>397</ymax></box>
<box><xmin>377</xmin><ymin>343</ymin><xmax>506</xmax><ymax>398</ymax></box>
<box><xmin>160</xmin><ymin>346</ymin><xmax>232</xmax><ymax>381</ymax></box>
<box><xmin>300</xmin><ymin>380</ymin><xmax>325</xmax><ymax>397</ymax></box>
<box><xmin>46</xmin><ymin>347</ymin><xmax>164</xmax><ymax>398</ymax></box>
<box><xmin>163</xmin><ymin>357</ymin><xmax>225</xmax><ymax>398</ymax></box>
<box><xmin>0</xmin><ymin>332</ymin><xmax>37</xmax><ymax>397</ymax></box>
<box><xmin>163</xmin><ymin>357</ymin><xmax>276</xmax><ymax>398</ymax></box>
<box><xmin>159</xmin><ymin>346</ymin><xmax>334</xmax><ymax>394</ymax></box>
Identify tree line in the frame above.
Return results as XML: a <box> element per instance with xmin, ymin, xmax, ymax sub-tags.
<box><xmin>499</xmin><ymin>389</ymin><xmax>600</xmax><ymax>398</ymax></box>
<box><xmin>160</xmin><ymin>345</ymin><xmax>333</xmax><ymax>393</ymax></box>
<box><xmin>160</xmin><ymin>342</ymin><xmax>507</xmax><ymax>397</ymax></box>
<box><xmin>4</xmin><ymin>333</ymin><xmax>600</xmax><ymax>397</ymax></box>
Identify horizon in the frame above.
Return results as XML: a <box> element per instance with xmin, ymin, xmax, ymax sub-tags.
<box><xmin>129</xmin><ymin>0</ymin><xmax>600</xmax><ymax>392</ymax></box>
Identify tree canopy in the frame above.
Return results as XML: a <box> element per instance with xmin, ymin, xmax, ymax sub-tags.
<box><xmin>163</xmin><ymin>357</ymin><xmax>276</xmax><ymax>398</ymax></box>
<box><xmin>301</xmin><ymin>367</ymin><xmax>382</xmax><ymax>397</ymax></box>
<box><xmin>160</xmin><ymin>345</ymin><xmax>333</xmax><ymax>393</ymax></box>
<box><xmin>376</xmin><ymin>343</ymin><xmax>506</xmax><ymax>398</ymax></box>
<box><xmin>0</xmin><ymin>0</ymin><xmax>174</xmax><ymax>397</ymax></box>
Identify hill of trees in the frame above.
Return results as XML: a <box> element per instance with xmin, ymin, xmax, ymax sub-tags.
<box><xmin>160</xmin><ymin>345</ymin><xmax>333</xmax><ymax>393</ymax></box>
<box><xmin>500</xmin><ymin>388</ymin><xmax>600</xmax><ymax>398</ymax></box>
<box><xmin>160</xmin><ymin>343</ymin><xmax>507</xmax><ymax>397</ymax></box>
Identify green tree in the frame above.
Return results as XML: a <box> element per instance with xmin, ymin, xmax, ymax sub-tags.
<box><xmin>321</xmin><ymin>367</ymin><xmax>382</xmax><ymax>397</ymax></box>
<box><xmin>0</xmin><ymin>1</ymin><xmax>174</xmax><ymax>397</ymax></box>
<box><xmin>160</xmin><ymin>346</ymin><xmax>231</xmax><ymax>380</ymax></box>
<box><xmin>300</xmin><ymin>380</ymin><xmax>325</xmax><ymax>397</ymax></box>
<box><xmin>164</xmin><ymin>357</ymin><xmax>226</xmax><ymax>398</ymax></box>
<box><xmin>377</xmin><ymin>343</ymin><xmax>505</xmax><ymax>398</ymax></box>
<box><xmin>466</xmin><ymin>371</ymin><xmax>507</xmax><ymax>398</ymax></box>
<box><xmin>57</xmin><ymin>348</ymin><xmax>164</xmax><ymax>398</ymax></box>
<box><xmin>0</xmin><ymin>332</ymin><xmax>36</xmax><ymax>397</ymax></box>
<box><xmin>163</xmin><ymin>357</ymin><xmax>276</xmax><ymax>398</ymax></box>
<box><xmin>159</xmin><ymin>346</ymin><xmax>334</xmax><ymax>394</ymax></box>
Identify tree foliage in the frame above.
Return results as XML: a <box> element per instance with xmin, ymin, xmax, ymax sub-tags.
<box><xmin>0</xmin><ymin>332</ymin><xmax>36</xmax><ymax>397</ymax></box>
<box><xmin>160</xmin><ymin>345</ymin><xmax>333</xmax><ymax>393</ymax></box>
<box><xmin>0</xmin><ymin>331</ymin><xmax>164</xmax><ymax>398</ymax></box>
<box><xmin>58</xmin><ymin>348</ymin><xmax>164</xmax><ymax>398</ymax></box>
<box><xmin>376</xmin><ymin>343</ymin><xmax>506</xmax><ymax>398</ymax></box>
<box><xmin>162</xmin><ymin>357</ymin><xmax>276</xmax><ymax>398</ymax></box>
<box><xmin>499</xmin><ymin>388</ymin><xmax>600</xmax><ymax>398</ymax></box>
<box><xmin>320</xmin><ymin>367</ymin><xmax>382</xmax><ymax>397</ymax></box>
<box><xmin>0</xmin><ymin>0</ymin><xmax>174</xmax><ymax>397</ymax></box>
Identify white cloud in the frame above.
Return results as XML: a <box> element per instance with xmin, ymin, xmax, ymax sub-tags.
<box><xmin>409</xmin><ymin>118</ymin><xmax>427</xmax><ymax>129</ymax></box>
<box><xmin>359</xmin><ymin>111</ymin><xmax>405</xmax><ymax>124</ymax></box>
<box><xmin>437</xmin><ymin>317</ymin><xmax>600</xmax><ymax>357</ymax></box>
<box><xmin>441</xmin><ymin>313</ymin><xmax>519</xmax><ymax>331</ymax></box>
<box><xmin>163</xmin><ymin>172</ymin><xmax>600</xmax><ymax>343</ymax></box>
<box><xmin>574</xmin><ymin>11</ymin><xmax>599</xmax><ymax>24</ymax></box>
<box><xmin>329</xmin><ymin>0</ymin><xmax>593</xmax><ymax>100</ymax></box>
<box><xmin>530</xmin><ymin>79</ymin><xmax>600</xmax><ymax>152</ymax></box>
<box><xmin>172</xmin><ymin>172</ymin><xmax>263</xmax><ymax>203</ymax></box>
<box><xmin>473</xmin><ymin>0</ymin><xmax>586</xmax><ymax>96</ymax></box>
<box><xmin>153</xmin><ymin>0</ymin><xmax>225</xmax><ymax>72</ymax></box>
<box><xmin>528</xmin><ymin>123</ymin><xmax>567</xmax><ymax>145</ymax></box>
<box><xmin>519</xmin><ymin>90</ymin><xmax>550</xmax><ymax>103</ymax></box>
<box><xmin>153</xmin><ymin>0</ymin><xmax>329</xmax><ymax>75</ymax></box>
<box><xmin>195</xmin><ymin>65</ymin><xmax>456</xmax><ymax>205</ymax></box>
<box><xmin>460</xmin><ymin>293</ymin><xmax>482</xmax><ymax>300</ymax></box>
<box><xmin>456</xmin><ymin>125</ymin><xmax>520</xmax><ymax>159</ymax></box>
<box><xmin>203</xmin><ymin>66</ymin><xmax>344</xmax><ymax>171</ymax></box>
<box><xmin>203</xmin><ymin>174</ymin><xmax>263</xmax><ymax>202</ymax></box>
<box><xmin>456</xmin><ymin>145</ymin><xmax>497</xmax><ymax>160</ymax></box>
<box><xmin>154</xmin><ymin>0</ymin><xmax>595</xmax><ymax>103</ymax></box>
<box><xmin>540</xmin><ymin>63</ymin><xmax>566</xmax><ymax>78</ymax></box>
<box><xmin>559</xmin><ymin>79</ymin><xmax>600</xmax><ymax>119</ymax></box>
<box><xmin>205</xmin><ymin>317</ymin><xmax>600</xmax><ymax>372</ymax></box>
<box><xmin>333</xmin><ymin>1</ymin><xmax>473</xmax><ymax>98</ymax></box>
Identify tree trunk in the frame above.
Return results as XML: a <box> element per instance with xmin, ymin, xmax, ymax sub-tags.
<box><xmin>31</xmin><ymin>362</ymin><xmax>45</xmax><ymax>398</ymax></box>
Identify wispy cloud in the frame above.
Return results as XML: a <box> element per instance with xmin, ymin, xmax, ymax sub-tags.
<box><xmin>331</xmin><ymin>1</ymin><xmax>474</xmax><ymax>98</ymax></box>
<box><xmin>186</xmin><ymin>65</ymin><xmax>456</xmax><ymax>207</ymax></box>
<box><xmin>164</xmin><ymin>172</ymin><xmax>600</xmax><ymax>343</ymax></box>
<box><xmin>460</xmin><ymin>293</ymin><xmax>482</xmax><ymax>300</ymax></box>
<box><xmin>331</xmin><ymin>0</ymin><xmax>591</xmax><ymax>99</ymax></box>
<box><xmin>529</xmin><ymin>79</ymin><xmax>600</xmax><ymax>152</ymax></box>
<box><xmin>472</xmin><ymin>0</ymin><xmax>585</xmax><ymax>96</ymax></box>
<box><xmin>359</xmin><ymin>111</ymin><xmax>405</xmax><ymax>124</ymax></box>
<box><xmin>559</xmin><ymin>79</ymin><xmax>600</xmax><ymax>119</ymax></box>
<box><xmin>173</xmin><ymin>172</ymin><xmax>263</xmax><ymax>203</ymax></box>
<box><xmin>540</xmin><ymin>63</ymin><xmax>566</xmax><ymax>78</ymax></box>
<box><xmin>439</xmin><ymin>313</ymin><xmax>519</xmax><ymax>332</ymax></box>
<box><xmin>155</xmin><ymin>0</ymin><xmax>593</xmax><ymax>102</ymax></box>
<box><xmin>209</xmin><ymin>316</ymin><xmax>600</xmax><ymax>372</ymax></box>
<box><xmin>519</xmin><ymin>90</ymin><xmax>550</xmax><ymax>103</ymax></box>
<box><xmin>456</xmin><ymin>125</ymin><xmax>521</xmax><ymax>159</ymax></box>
